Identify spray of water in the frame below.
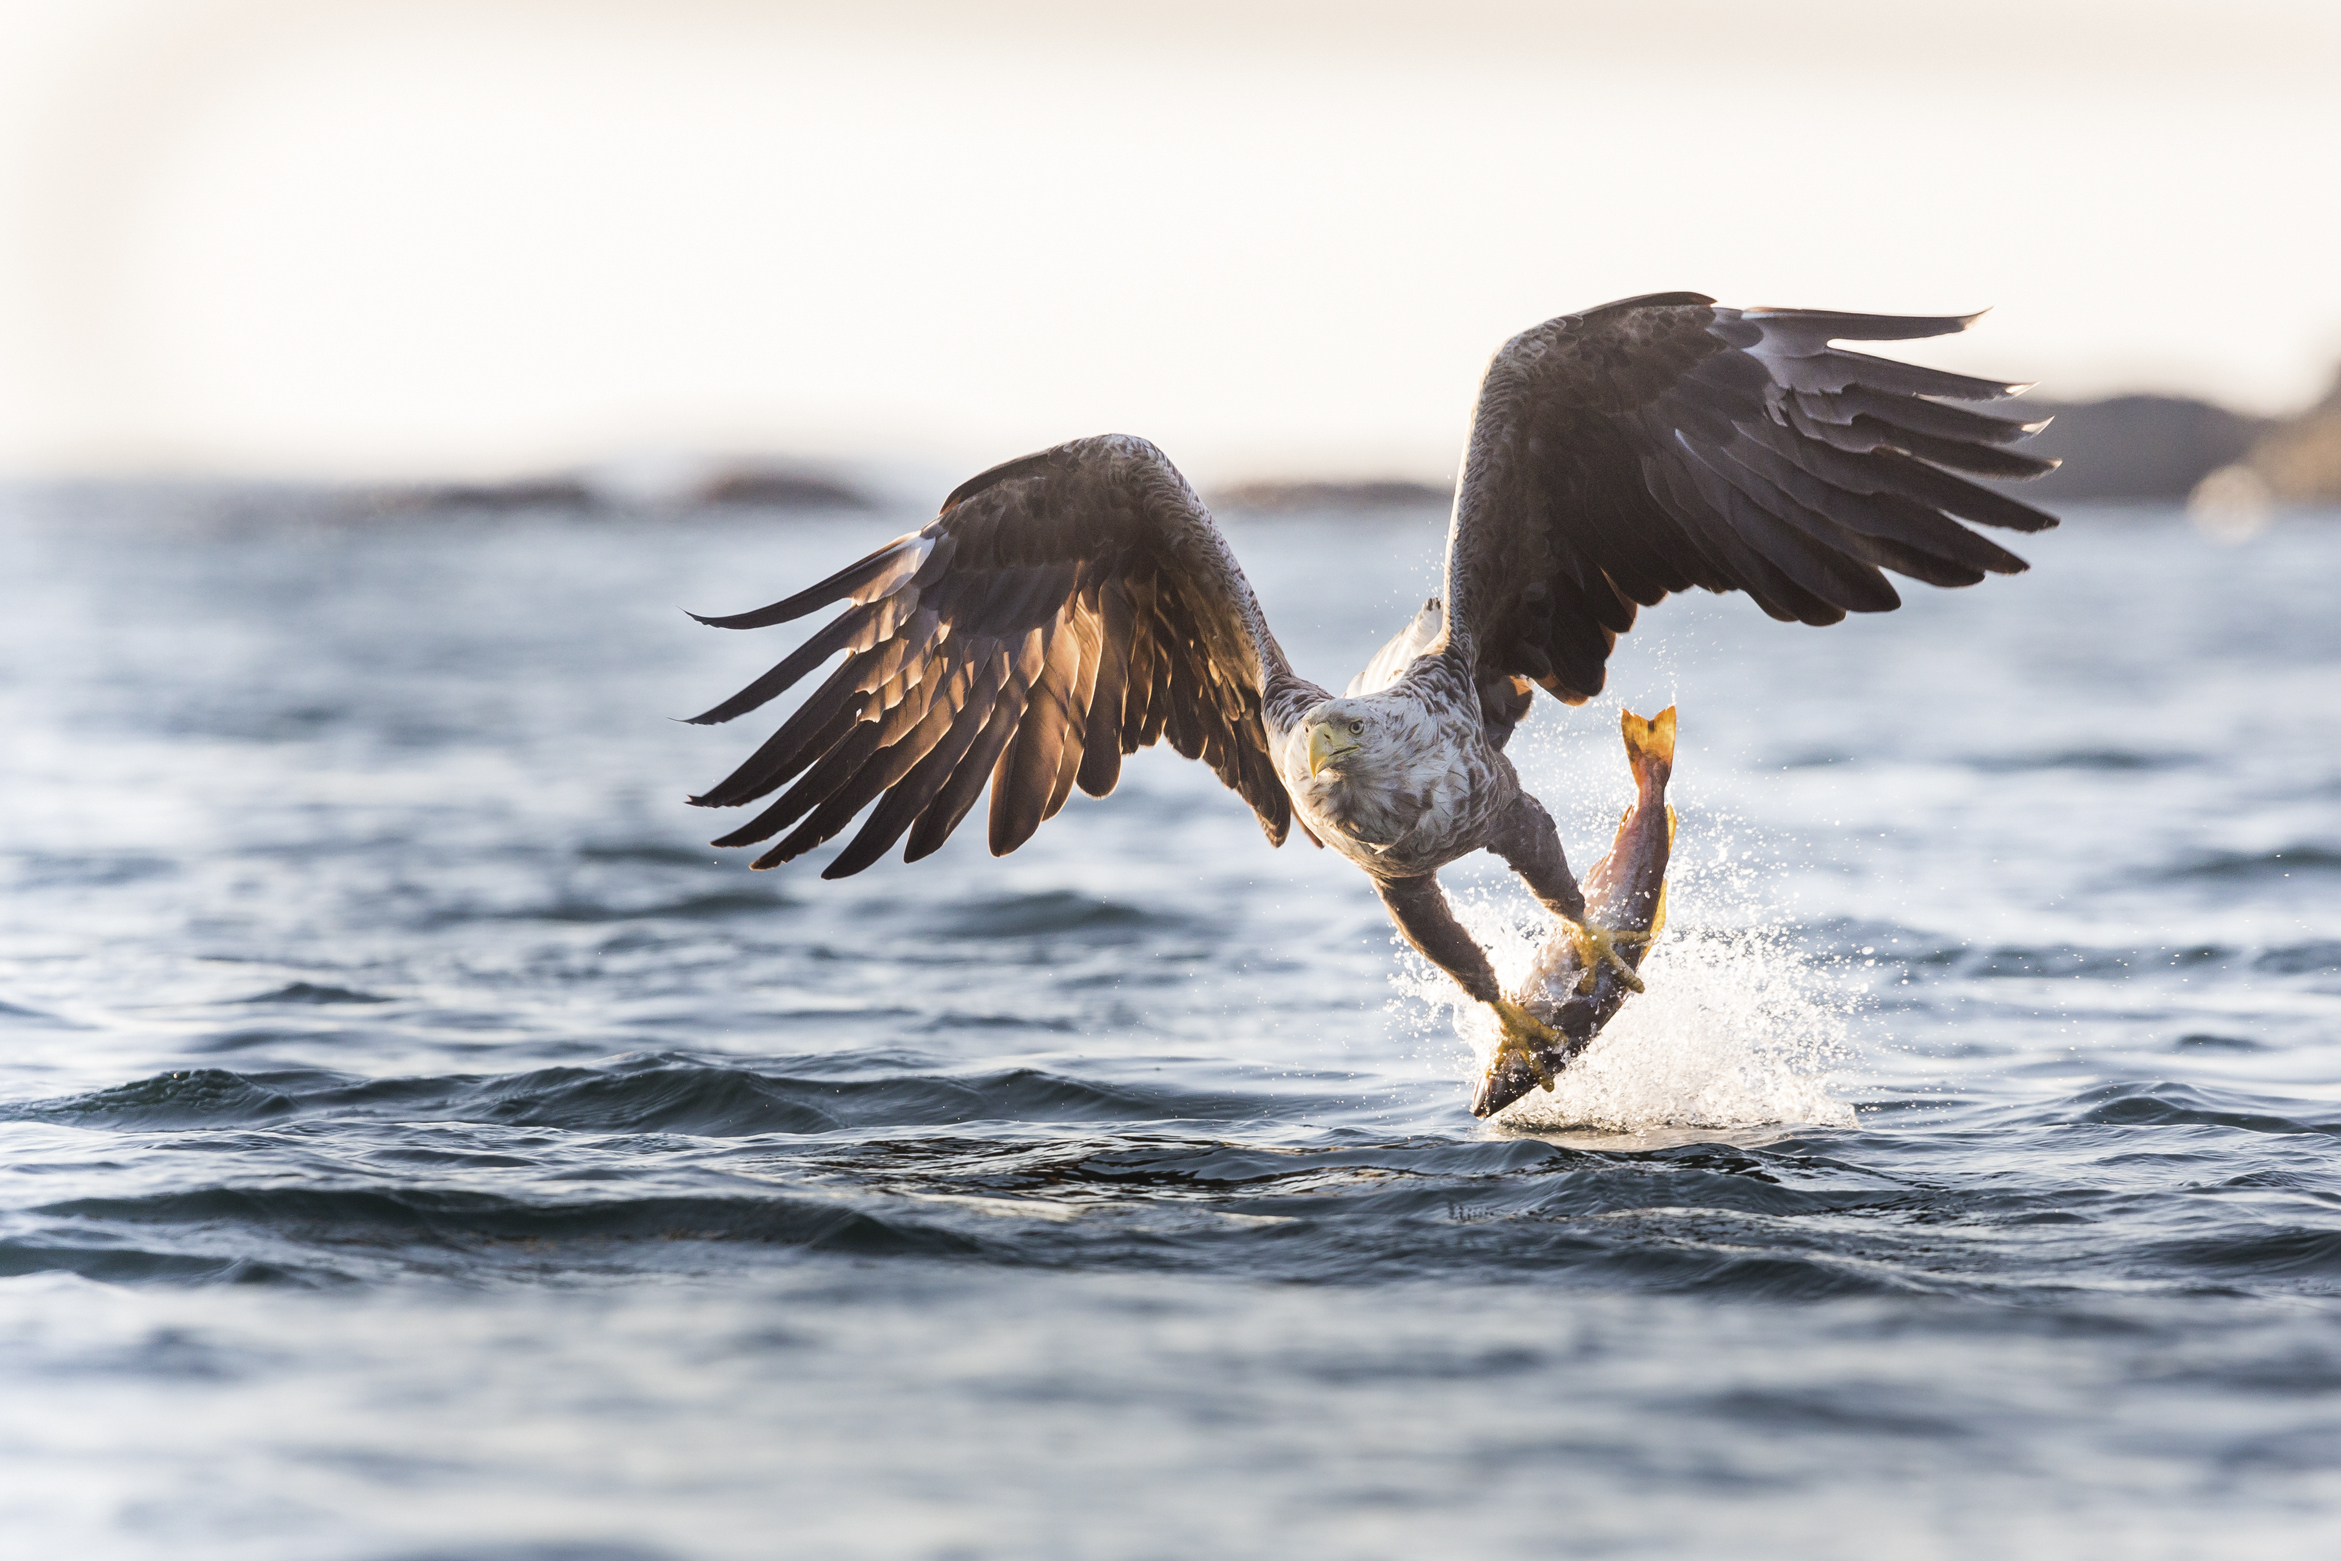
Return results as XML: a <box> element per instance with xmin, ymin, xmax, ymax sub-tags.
<box><xmin>1415</xmin><ymin>910</ymin><xmax>1858</xmax><ymax>1132</ymax></box>
<box><xmin>1392</xmin><ymin>794</ymin><xmax>1860</xmax><ymax>1134</ymax></box>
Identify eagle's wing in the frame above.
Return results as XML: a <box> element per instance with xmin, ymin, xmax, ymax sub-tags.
<box><xmin>686</xmin><ymin>434</ymin><xmax>1312</xmax><ymax>876</ymax></box>
<box><xmin>1443</xmin><ymin>292</ymin><xmax>2058</xmax><ymax>710</ymax></box>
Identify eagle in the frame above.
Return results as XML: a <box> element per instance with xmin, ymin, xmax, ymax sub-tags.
<box><xmin>684</xmin><ymin>293</ymin><xmax>2055</xmax><ymax>1077</ymax></box>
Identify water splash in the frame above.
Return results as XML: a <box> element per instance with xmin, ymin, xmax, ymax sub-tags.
<box><xmin>1394</xmin><ymin>689</ymin><xmax>1864</xmax><ymax>1131</ymax></box>
<box><xmin>1400</xmin><ymin>893</ymin><xmax>1859</xmax><ymax>1134</ymax></box>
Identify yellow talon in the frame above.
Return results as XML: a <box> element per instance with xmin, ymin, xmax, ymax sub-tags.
<box><xmin>1486</xmin><ymin>998</ymin><xmax>1559</xmax><ymax>1089</ymax></box>
<box><xmin>1569</xmin><ymin>919</ymin><xmax>1652</xmax><ymax>996</ymax></box>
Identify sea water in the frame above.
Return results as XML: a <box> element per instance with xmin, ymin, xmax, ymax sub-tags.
<box><xmin>3</xmin><ymin>488</ymin><xmax>2339</xmax><ymax>1558</ymax></box>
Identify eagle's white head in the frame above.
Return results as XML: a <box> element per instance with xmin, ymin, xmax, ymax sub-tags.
<box><xmin>1286</xmin><ymin>693</ymin><xmax>1443</xmax><ymax>801</ymax></box>
<box><xmin>1284</xmin><ymin>685</ymin><xmax>1485</xmax><ymax>869</ymax></box>
<box><xmin>1282</xmin><ymin>689</ymin><xmax>1462</xmax><ymax>861</ymax></box>
<box><xmin>1291</xmin><ymin>696</ymin><xmax>1387</xmax><ymax>779</ymax></box>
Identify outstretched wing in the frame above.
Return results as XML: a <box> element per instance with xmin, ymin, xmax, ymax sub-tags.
<box><xmin>686</xmin><ymin>434</ymin><xmax>1310</xmax><ymax>877</ymax></box>
<box><xmin>1444</xmin><ymin>291</ymin><xmax>2058</xmax><ymax>708</ymax></box>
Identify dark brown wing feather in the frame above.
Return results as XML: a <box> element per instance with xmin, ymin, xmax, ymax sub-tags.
<box><xmin>1444</xmin><ymin>292</ymin><xmax>2059</xmax><ymax>710</ymax></box>
<box><xmin>685</xmin><ymin>434</ymin><xmax>1310</xmax><ymax>877</ymax></box>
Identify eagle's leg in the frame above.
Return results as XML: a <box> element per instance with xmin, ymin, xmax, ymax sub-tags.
<box><xmin>1486</xmin><ymin>794</ymin><xmax>1644</xmax><ymax>995</ymax></box>
<box><xmin>1485</xmin><ymin>794</ymin><xmax>1585</xmax><ymax>919</ymax></box>
<box><xmin>1373</xmin><ymin>873</ymin><xmax>1558</xmax><ymax>1082</ymax></box>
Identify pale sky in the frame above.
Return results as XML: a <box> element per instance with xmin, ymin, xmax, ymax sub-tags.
<box><xmin>2</xmin><ymin>0</ymin><xmax>2337</xmax><ymax>484</ymax></box>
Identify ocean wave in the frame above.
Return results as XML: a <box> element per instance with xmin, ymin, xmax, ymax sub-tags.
<box><xmin>2153</xmin><ymin>845</ymin><xmax>2341</xmax><ymax>882</ymax></box>
<box><xmin>4</xmin><ymin>1055</ymin><xmax>1294</xmax><ymax>1138</ymax></box>
<box><xmin>925</xmin><ymin>890</ymin><xmax>1187</xmax><ymax>941</ymax></box>
<box><xmin>2144</xmin><ymin>1228</ymin><xmax>2341</xmax><ymax>1282</ymax></box>
<box><xmin>0</xmin><ymin>1240</ymin><xmax>310</xmax><ymax>1286</ymax></box>
<box><xmin>233</xmin><ymin>982</ymin><xmax>393</xmax><ymax>1005</ymax></box>
<box><xmin>6</xmin><ymin>851</ymin><xmax>177</xmax><ymax>889</ymax></box>
<box><xmin>1841</xmin><ymin>936</ymin><xmax>2334</xmax><ymax>985</ymax></box>
<box><xmin>428</xmin><ymin>889</ymin><xmax>797</xmax><ymax>925</ymax></box>
<box><xmin>1964</xmin><ymin>748</ymin><xmax>2201</xmax><ymax>774</ymax></box>
<box><xmin>29</xmin><ymin>1186</ymin><xmax>987</xmax><ymax>1260</ymax></box>
<box><xmin>2255</xmin><ymin>941</ymin><xmax>2341</xmax><ymax>975</ymax></box>
<box><xmin>1963</xmin><ymin>943</ymin><xmax>2230</xmax><ymax>980</ymax></box>
<box><xmin>5</xmin><ymin>1068</ymin><xmax>301</xmax><ymax>1127</ymax></box>
<box><xmin>573</xmin><ymin>841</ymin><xmax>722</xmax><ymax>865</ymax></box>
<box><xmin>2062</xmin><ymin>1081</ymin><xmax>2341</xmax><ymax>1138</ymax></box>
<box><xmin>2172</xmin><ymin>1033</ymin><xmax>2265</xmax><ymax>1051</ymax></box>
<box><xmin>1690</xmin><ymin>1384</ymin><xmax>1977</xmax><ymax>1438</ymax></box>
<box><xmin>191</xmin><ymin>1026</ymin><xmax>371</xmax><ymax>1054</ymax></box>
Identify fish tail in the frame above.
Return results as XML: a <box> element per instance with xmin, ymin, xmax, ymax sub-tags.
<box><xmin>1619</xmin><ymin>705</ymin><xmax>1677</xmax><ymax>794</ymax></box>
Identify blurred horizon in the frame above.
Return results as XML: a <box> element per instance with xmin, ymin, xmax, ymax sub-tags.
<box><xmin>3</xmin><ymin>0</ymin><xmax>2338</xmax><ymax>488</ymax></box>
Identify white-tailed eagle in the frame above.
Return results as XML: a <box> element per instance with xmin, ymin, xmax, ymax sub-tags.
<box><xmin>685</xmin><ymin>294</ymin><xmax>2055</xmax><ymax>1071</ymax></box>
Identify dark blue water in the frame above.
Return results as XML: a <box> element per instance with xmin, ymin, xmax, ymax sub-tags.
<box><xmin>4</xmin><ymin>487</ymin><xmax>2340</xmax><ymax>1559</ymax></box>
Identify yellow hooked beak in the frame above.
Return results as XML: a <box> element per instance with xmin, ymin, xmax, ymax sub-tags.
<box><xmin>1306</xmin><ymin>720</ymin><xmax>1361</xmax><ymax>777</ymax></box>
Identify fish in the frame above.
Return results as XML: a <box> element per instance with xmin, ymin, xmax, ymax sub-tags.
<box><xmin>1471</xmin><ymin>705</ymin><xmax>1677</xmax><ymax>1118</ymax></box>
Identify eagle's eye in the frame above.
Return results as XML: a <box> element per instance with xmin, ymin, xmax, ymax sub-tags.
<box><xmin>1348</xmin><ymin>719</ymin><xmax>1365</xmax><ymax>735</ymax></box>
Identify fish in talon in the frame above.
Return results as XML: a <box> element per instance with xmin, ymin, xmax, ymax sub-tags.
<box><xmin>1473</xmin><ymin>706</ymin><xmax>1678</xmax><ymax>1118</ymax></box>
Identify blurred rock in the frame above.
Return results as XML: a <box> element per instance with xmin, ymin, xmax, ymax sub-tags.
<box><xmin>690</xmin><ymin>464</ymin><xmax>872</xmax><ymax>509</ymax></box>
<box><xmin>350</xmin><ymin>459</ymin><xmax>876</xmax><ymax>515</ymax></box>
<box><xmin>1208</xmin><ymin>478</ymin><xmax>1452</xmax><ymax>513</ymax></box>
<box><xmin>2238</xmin><ymin>369</ymin><xmax>2341</xmax><ymax>504</ymax></box>
<box><xmin>367</xmin><ymin>475</ymin><xmax>603</xmax><ymax>512</ymax></box>
<box><xmin>2010</xmin><ymin>394</ymin><xmax>2272</xmax><ymax>502</ymax></box>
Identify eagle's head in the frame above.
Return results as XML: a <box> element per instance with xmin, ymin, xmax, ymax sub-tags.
<box><xmin>1292</xmin><ymin>695</ymin><xmax>1412</xmax><ymax>789</ymax></box>
<box><xmin>1285</xmin><ymin>690</ymin><xmax>1455</xmax><ymax>858</ymax></box>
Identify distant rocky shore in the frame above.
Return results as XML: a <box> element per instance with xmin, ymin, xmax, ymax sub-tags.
<box><xmin>2012</xmin><ymin>395</ymin><xmax>2268</xmax><ymax>502</ymax></box>
<box><xmin>2012</xmin><ymin>376</ymin><xmax>2340</xmax><ymax>510</ymax></box>
<box><xmin>1205</xmin><ymin>478</ymin><xmax>1453</xmax><ymax>514</ymax></box>
<box><xmin>2226</xmin><ymin>378</ymin><xmax>2341</xmax><ymax>506</ymax></box>
<box><xmin>357</xmin><ymin>459</ymin><xmax>874</xmax><ymax>515</ymax></box>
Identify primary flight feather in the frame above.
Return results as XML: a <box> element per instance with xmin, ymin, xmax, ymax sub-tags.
<box><xmin>684</xmin><ymin>292</ymin><xmax>2056</xmax><ymax>1068</ymax></box>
